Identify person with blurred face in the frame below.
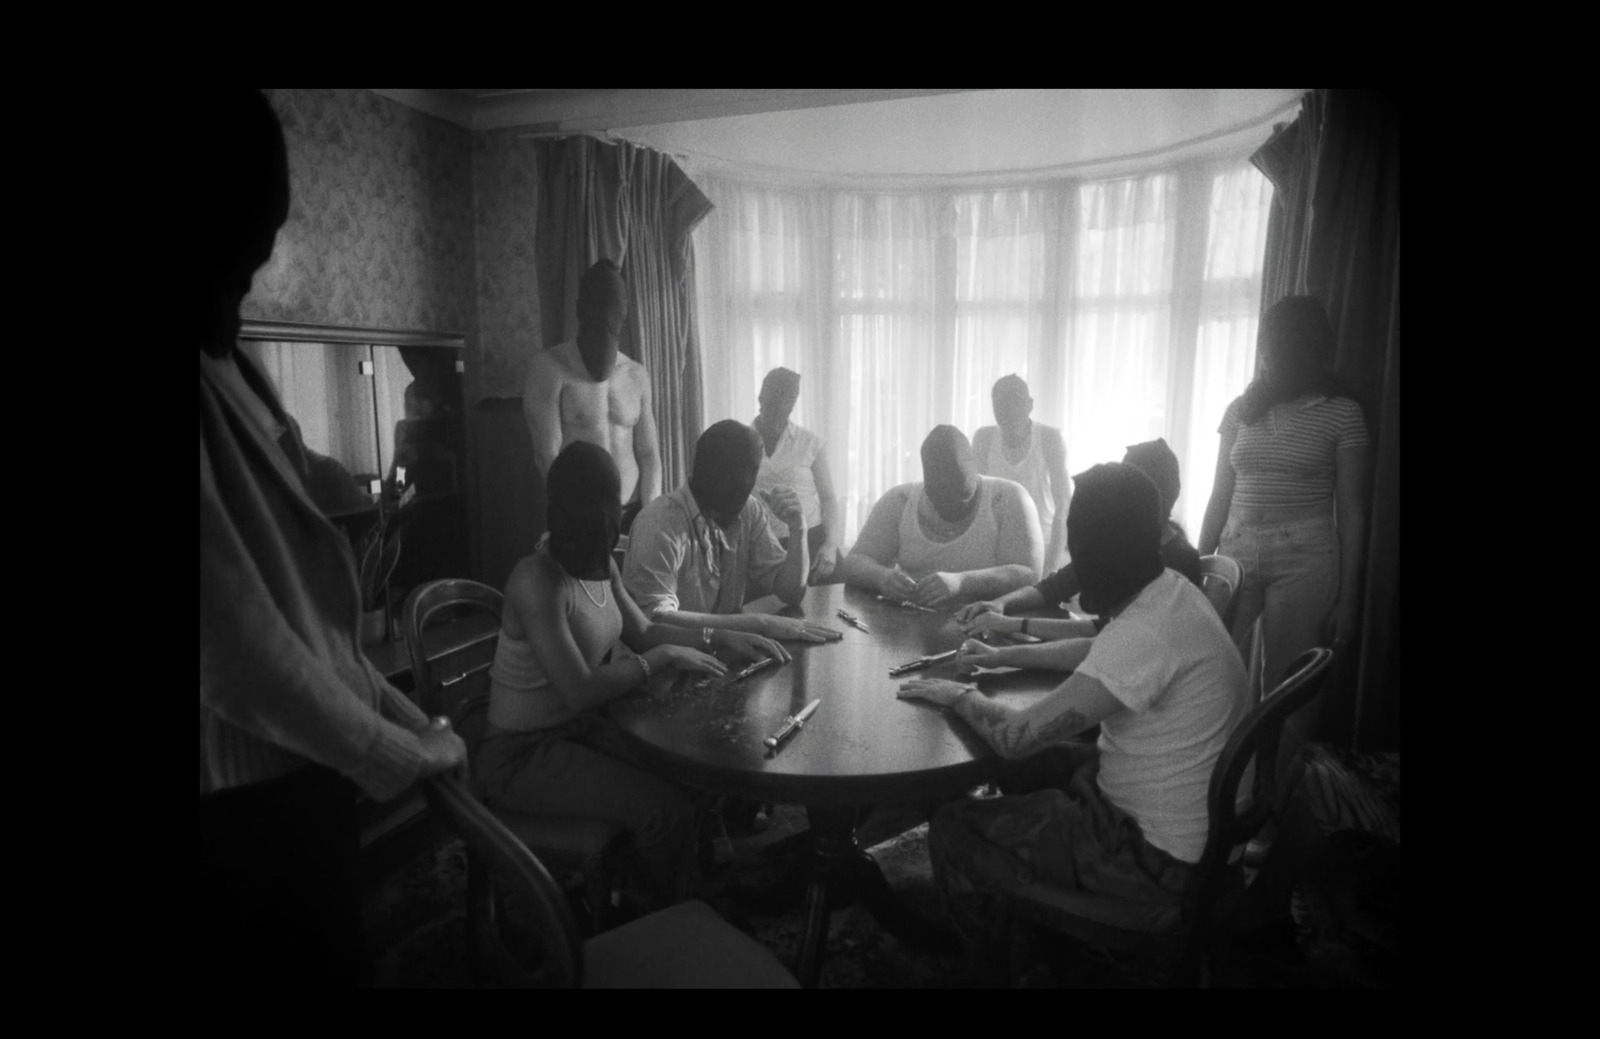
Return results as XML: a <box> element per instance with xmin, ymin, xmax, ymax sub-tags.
<box><xmin>750</xmin><ymin>367</ymin><xmax>842</xmax><ymax>583</ymax></box>
<box><xmin>524</xmin><ymin>260</ymin><xmax>663</xmax><ymax>530</ymax></box>
<box><xmin>971</xmin><ymin>375</ymin><xmax>1069</xmax><ymax>571</ymax></box>
<box><xmin>954</xmin><ymin>437</ymin><xmax>1203</xmax><ymax>644</ymax></box>
<box><xmin>623</xmin><ymin>419</ymin><xmax>842</xmax><ymax>644</ymax></box>
<box><xmin>838</xmin><ymin>425</ymin><xmax>1042</xmax><ymax>608</ymax></box>
<box><xmin>1198</xmin><ymin>295</ymin><xmax>1370</xmax><ymax>766</ymax></box>
<box><xmin>897</xmin><ymin>463</ymin><xmax>1248</xmax><ymax>984</ymax></box>
<box><xmin>481</xmin><ymin>441</ymin><xmax>791</xmax><ymax>907</ymax></box>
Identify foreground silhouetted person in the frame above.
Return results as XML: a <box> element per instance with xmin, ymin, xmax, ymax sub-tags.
<box><xmin>199</xmin><ymin>90</ymin><xmax>466</xmax><ymax>988</ymax></box>
<box><xmin>896</xmin><ymin>463</ymin><xmax>1248</xmax><ymax>985</ymax></box>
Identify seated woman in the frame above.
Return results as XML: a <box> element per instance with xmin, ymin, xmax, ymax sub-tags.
<box><xmin>477</xmin><ymin>442</ymin><xmax>787</xmax><ymax>906</ymax></box>
<box><xmin>954</xmin><ymin>438</ymin><xmax>1202</xmax><ymax>644</ymax></box>
<box><xmin>837</xmin><ymin>425</ymin><xmax>1043</xmax><ymax>608</ymax></box>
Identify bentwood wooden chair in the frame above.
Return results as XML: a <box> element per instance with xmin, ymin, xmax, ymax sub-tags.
<box><xmin>1008</xmin><ymin>646</ymin><xmax>1336</xmax><ymax>987</ymax></box>
<box><xmin>402</xmin><ymin>579</ymin><xmax>623</xmax><ymax>936</ymax></box>
<box><xmin>1199</xmin><ymin>554</ymin><xmax>1245</xmax><ymax>630</ymax></box>
<box><xmin>422</xmin><ymin>775</ymin><xmax>797</xmax><ymax>988</ymax></box>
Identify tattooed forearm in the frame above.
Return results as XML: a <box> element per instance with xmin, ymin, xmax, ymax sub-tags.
<box><xmin>950</xmin><ymin>690</ymin><xmax>1095</xmax><ymax>759</ymax></box>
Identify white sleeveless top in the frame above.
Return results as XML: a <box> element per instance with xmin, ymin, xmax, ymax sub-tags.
<box><xmin>976</xmin><ymin>423</ymin><xmax>1054</xmax><ymax>533</ymax></box>
<box><xmin>897</xmin><ymin>478</ymin><xmax>1005</xmax><ymax>577</ymax></box>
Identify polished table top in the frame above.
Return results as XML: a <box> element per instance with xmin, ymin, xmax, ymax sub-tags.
<box><xmin>607</xmin><ymin>583</ymin><xmax>1063</xmax><ymax>808</ymax></box>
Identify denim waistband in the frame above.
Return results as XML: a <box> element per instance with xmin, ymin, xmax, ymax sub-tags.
<box><xmin>1226</xmin><ymin>502</ymin><xmax>1334</xmax><ymax>526</ymax></box>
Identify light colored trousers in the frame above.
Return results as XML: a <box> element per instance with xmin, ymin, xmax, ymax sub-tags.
<box><xmin>1219</xmin><ymin>508</ymin><xmax>1340</xmax><ymax>756</ymax></box>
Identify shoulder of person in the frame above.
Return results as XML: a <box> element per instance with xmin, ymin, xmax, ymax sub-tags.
<box><xmin>882</xmin><ymin>483</ymin><xmax>915</xmax><ymax>508</ymax></box>
<box><xmin>511</xmin><ymin>550</ymin><xmax>568</xmax><ymax>605</ymax></box>
<box><xmin>986</xmin><ymin>475</ymin><xmax>1030</xmax><ymax>507</ymax></box>
<box><xmin>618</xmin><ymin>352</ymin><xmax>651</xmax><ymax>382</ymax></box>
<box><xmin>630</xmin><ymin>492</ymin><xmax>680</xmax><ymax>534</ymax></box>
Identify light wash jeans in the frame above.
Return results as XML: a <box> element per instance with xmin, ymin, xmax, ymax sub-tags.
<box><xmin>1219</xmin><ymin>510</ymin><xmax>1339</xmax><ymax>756</ymax></box>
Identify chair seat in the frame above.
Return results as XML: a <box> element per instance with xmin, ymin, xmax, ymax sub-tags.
<box><xmin>496</xmin><ymin>810</ymin><xmax>621</xmax><ymax>865</ymax></box>
<box><xmin>581</xmin><ymin>900</ymin><xmax>799</xmax><ymax>988</ymax></box>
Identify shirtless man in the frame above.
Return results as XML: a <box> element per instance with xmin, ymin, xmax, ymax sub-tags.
<box><xmin>524</xmin><ymin>260</ymin><xmax>662</xmax><ymax>527</ymax></box>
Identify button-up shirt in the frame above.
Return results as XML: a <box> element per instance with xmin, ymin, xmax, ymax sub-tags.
<box><xmin>622</xmin><ymin>485</ymin><xmax>788</xmax><ymax>617</ymax></box>
<box><xmin>752</xmin><ymin>420</ymin><xmax>825</xmax><ymax>540</ymax></box>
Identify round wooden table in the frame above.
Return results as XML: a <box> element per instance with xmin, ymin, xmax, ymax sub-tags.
<box><xmin>607</xmin><ymin>583</ymin><xmax>1062</xmax><ymax>986</ymax></box>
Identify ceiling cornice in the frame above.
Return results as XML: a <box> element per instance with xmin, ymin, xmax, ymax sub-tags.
<box><xmin>370</xmin><ymin>89</ymin><xmax>477</xmax><ymax>129</ymax></box>
<box><xmin>372</xmin><ymin>88</ymin><xmax>975</xmax><ymax>133</ymax></box>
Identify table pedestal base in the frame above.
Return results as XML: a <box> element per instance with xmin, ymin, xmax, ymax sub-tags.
<box><xmin>793</xmin><ymin>806</ymin><xmax>960</xmax><ymax>988</ymax></box>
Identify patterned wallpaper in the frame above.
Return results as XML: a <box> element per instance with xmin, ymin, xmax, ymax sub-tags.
<box><xmin>244</xmin><ymin>89</ymin><xmax>477</xmax><ymax>339</ymax></box>
<box><xmin>471</xmin><ymin>129</ymin><xmax>544</xmax><ymax>399</ymax></box>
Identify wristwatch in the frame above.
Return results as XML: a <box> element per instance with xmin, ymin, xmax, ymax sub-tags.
<box><xmin>702</xmin><ymin>627</ymin><xmax>715</xmax><ymax>649</ymax></box>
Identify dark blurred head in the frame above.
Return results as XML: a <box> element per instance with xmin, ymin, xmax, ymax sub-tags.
<box><xmin>1121</xmin><ymin>438</ymin><xmax>1181</xmax><ymax>519</ymax></box>
<box><xmin>1259</xmin><ymin>295</ymin><xmax>1336</xmax><ymax>387</ymax></box>
<box><xmin>990</xmin><ymin>374</ymin><xmax>1032</xmax><ymax>433</ymax></box>
<box><xmin>546</xmin><ymin>442</ymin><xmax>623</xmax><ymax>581</ymax></box>
<box><xmin>1067</xmin><ymin>463</ymin><xmax>1165</xmax><ymax>616</ymax></box>
<box><xmin>758</xmin><ymin>367</ymin><xmax>802</xmax><ymax>425</ymax></box>
<box><xmin>921</xmin><ymin>425</ymin><xmax>981</xmax><ymax>523</ymax></box>
<box><xmin>576</xmin><ymin>260</ymin><xmax>628</xmax><ymax>381</ymax></box>
<box><xmin>199</xmin><ymin>90</ymin><xmax>291</xmax><ymax>356</ymax></box>
<box><xmin>1240</xmin><ymin>295</ymin><xmax>1346</xmax><ymax>423</ymax></box>
<box><xmin>689</xmin><ymin>420</ymin><xmax>764</xmax><ymax>529</ymax></box>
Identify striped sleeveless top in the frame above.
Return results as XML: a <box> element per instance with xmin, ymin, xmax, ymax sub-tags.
<box><xmin>1220</xmin><ymin>394</ymin><xmax>1368</xmax><ymax>510</ymax></box>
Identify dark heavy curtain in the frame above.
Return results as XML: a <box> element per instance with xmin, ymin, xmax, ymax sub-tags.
<box><xmin>534</xmin><ymin>136</ymin><xmax>713</xmax><ymax>490</ymax></box>
<box><xmin>1251</xmin><ymin>90</ymin><xmax>1401</xmax><ymax>752</ymax></box>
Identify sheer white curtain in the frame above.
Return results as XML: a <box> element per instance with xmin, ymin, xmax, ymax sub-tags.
<box><xmin>1180</xmin><ymin>165</ymin><xmax>1274</xmax><ymax>535</ymax></box>
<box><xmin>694</xmin><ymin>162</ymin><xmax>1272</xmax><ymax>549</ymax></box>
<box><xmin>1059</xmin><ymin>174</ymin><xmax>1177</xmax><ymax>500</ymax></box>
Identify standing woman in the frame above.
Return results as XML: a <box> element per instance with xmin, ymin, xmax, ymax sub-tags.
<box><xmin>1199</xmin><ymin>296</ymin><xmax>1369</xmax><ymax>746</ymax></box>
<box><xmin>479</xmin><ymin>441</ymin><xmax>786</xmax><ymax>906</ymax></box>
<box><xmin>750</xmin><ymin>367</ymin><xmax>842</xmax><ymax>583</ymax></box>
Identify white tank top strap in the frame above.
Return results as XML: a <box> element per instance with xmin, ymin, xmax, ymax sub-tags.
<box><xmin>897</xmin><ymin>479</ymin><xmax>1003</xmax><ymax>577</ymax></box>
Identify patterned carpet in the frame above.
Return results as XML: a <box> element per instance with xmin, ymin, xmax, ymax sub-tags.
<box><xmin>362</xmin><ymin>803</ymin><xmax>1397</xmax><ymax>988</ymax></box>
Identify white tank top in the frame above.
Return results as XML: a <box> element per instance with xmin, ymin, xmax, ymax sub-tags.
<box><xmin>978</xmin><ymin>423</ymin><xmax>1054</xmax><ymax>532</ymax></box>
<box><xmin>897</xmin><ymin>478</ymin><xmax>1005</xmax><ymax>577</ymax></box>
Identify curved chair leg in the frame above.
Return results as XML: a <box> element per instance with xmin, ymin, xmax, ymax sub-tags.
<box><xmin>585</xmin><ymin>860</ymin><xmax>611</xmax><ymax>935</ymax></box>
<box><xmin>465</xmin><ymin>849</ymin><xmax>491</xmax><ymax>983</ymax></box>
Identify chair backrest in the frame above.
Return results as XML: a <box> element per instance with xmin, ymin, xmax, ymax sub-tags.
<box><xmin>1198</xmin><ymin>554</ymin><xmax>1243</xmax><ymax>630</ymax></box>
<box><xmin>400</xmin><ymin>578</ymin><xmax>504</xmax><ymax>722</ymax></box>
<box><xmin>421</xmin><ymin>775</ymin><xmax>584</xmax><ymax>988</ymax></box>
<box><xmin>1183</xmin><ymin>646</ymin><xmax>1335</xmax><ymax>945</ymax></box>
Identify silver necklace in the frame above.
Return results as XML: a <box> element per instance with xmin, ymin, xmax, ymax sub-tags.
<box><xmin>577</xmin><ymin>575</ymin><xmax>608</xmax><ymax>608</ymax></box>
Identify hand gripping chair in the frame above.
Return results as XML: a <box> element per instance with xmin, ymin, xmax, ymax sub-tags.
<box><xmin>401</xmin><ymin>579</ymin><xmax>623</xmax><ymax>936</ymax></box>
<box><xmin>422</xmin><ymin>775</ymin><xmax>797</xmax><ymax>988</ymax></box>
<box><xmin>1008</xmin><ymin>646</ymin><xmax>1336</xmax><ymax>987</ymax></box>
<box><xmin>1198</xmin><ymin>554</ymin><xmax>1244</xmax><ymax>631</ymax></box>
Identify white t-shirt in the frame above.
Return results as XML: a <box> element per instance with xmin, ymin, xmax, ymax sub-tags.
<box><xmin>1076</xmin><ymin>569</ymin><xmax>1250</xmax><ymax>863</ymax></box>
<box><xmin>752</xmin><ymin>421</ymin><xmax>826</xmax><ymax>540</ymax></box>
